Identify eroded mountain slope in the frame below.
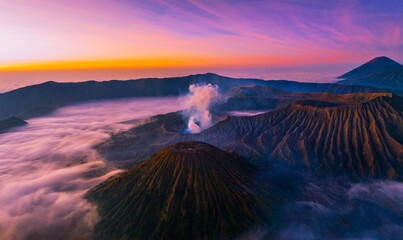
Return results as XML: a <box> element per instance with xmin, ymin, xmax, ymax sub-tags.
<box><xmin>97</xmin><ymin>94</ymin><xmax>403</xmax><ymax>181</ymax></box>
<box><xmin>88</xmin><ymin>142</ymin><xmax>274</xmax><ymax>240</ymax></box>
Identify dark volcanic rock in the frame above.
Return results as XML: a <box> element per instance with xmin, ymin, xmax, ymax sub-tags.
<box><xmin>97</xmin><ymin>94</ymin><xmax>403</xmax><ymax>181</ymax></box>
<box><xmin>87</xmin><ymin>141</ymin><xmax>273</xmax><ymax>240</ymax></box>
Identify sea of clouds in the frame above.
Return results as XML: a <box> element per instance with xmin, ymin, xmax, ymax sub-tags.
<box><xmin>0</xmin><ymin>97</ymin><xmax>182</xmax><ymax>240</ymax></box>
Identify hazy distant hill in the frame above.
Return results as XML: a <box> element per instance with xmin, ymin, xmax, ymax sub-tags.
<box><xmin>0</xmin><ymin>73</ymin><xmax>261</xmax><ymax>121</ymax></box>
<box><xmin>337</xmin><ymin>56</ymin><xmax>403</xmax><ymax>90</ymax></box>
<box><xmin>87</xmin><ymin>141</ymin><xmax>274</xmax><ymax>240</ymax></box>
<box><xmin>0</xmin><ymin>116</ymin><xmax>27</xmax><ymax>132</ymax></box>
<box><xmin>97</xmin><ymin>93</ymin><xmax>403</xmax><ymax>181</ymax></box>
<box><xmin>0</xmin><ymin>73</ymin><xmax>394</xmax><ymax>124</ymax></box>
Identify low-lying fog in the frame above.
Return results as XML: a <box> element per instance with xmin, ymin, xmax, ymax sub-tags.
<box><xmin>0</xmin><ymin>97</ymin><xmax>182</xmax><ymax>240</ymax></box>
<box><xmin>226</xmin><ymin>110</ymin><xmax>270</xmax><ymax>117</ymax></box>
<box><xmin>0</xmin><ymin>94</ymin><xmax>402</xmax><ymax>240</ymax></box>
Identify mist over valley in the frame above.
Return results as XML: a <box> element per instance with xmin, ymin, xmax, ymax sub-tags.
<box><xmin>1</xmin><ymin>0</ymin><xmax>403</xmax><ymax>237</ymax></box>
<box><xmin>0</xmin><ymin>97</ymin><xmax>182</xmax><ymax>239</ymax></box>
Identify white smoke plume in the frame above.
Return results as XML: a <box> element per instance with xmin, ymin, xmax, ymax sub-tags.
<box><xmin>182</xmin><ymin>83</ymin><xmax>221</xmax><ymax>134</ymax></box>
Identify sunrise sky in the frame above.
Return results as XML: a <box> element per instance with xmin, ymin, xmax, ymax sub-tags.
<box><xmin>1</xmin><ymin>0</ymin><xmax>402</xmax><ymax>71</ymax></box>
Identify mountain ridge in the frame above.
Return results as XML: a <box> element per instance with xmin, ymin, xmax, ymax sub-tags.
<box><xmin>97</xmin><ymin>94</ymin><xmax>403</xmax><ymax>181</ymax></box>
<box><xmin>0</xmin><ymin>73</ymin><xmax>395</xmax><ymax>122</ymax></box>
<box><xmin>220</xmin><ymin>84</ymin><xmax>393</xmax><ymax>111</ymax></box>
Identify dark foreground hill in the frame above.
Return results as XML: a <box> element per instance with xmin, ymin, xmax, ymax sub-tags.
<box><xmin>0</xmin><ymin>73</ymin><xmax>394</xmax><ymax>124</ymax></box>
<box><xmin>97</xmin><ymin>94</ymin><xmax>403</xmax><ymax>181</ymax></box>
<box><xmin>87</xmin><ymin>141</ymin><xmax>274</xmax><ymax>240</ymax></box>
<box><xmin>90</xmin><ymin>142</ymin><xmax>403</xmax><ymax>240</ymax></box>
<box><xmin>337</xmin><ymin>56</ymin><xmax>403</xmax><ymax>90</ymax></box>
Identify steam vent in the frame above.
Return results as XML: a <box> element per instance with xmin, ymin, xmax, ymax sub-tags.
<box><xmin>87</xmin><ymin>141</ymin><xmax>272</xmax><ymax>240</ymax></box>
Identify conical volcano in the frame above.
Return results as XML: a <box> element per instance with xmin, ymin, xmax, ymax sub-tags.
<box><xmin>337</xmin><ymin>56</ymin><xmax>403</xmax><ymax>89</ymax></box>
<box><xmin>339</xmin><ymin>56</ymin><xmax>403</xmax><ymax>79</ymax></box>
<box><xmin>87</xmin><ymin>141</ymin><xmax>272</xmax><ymax>240</ymax></box>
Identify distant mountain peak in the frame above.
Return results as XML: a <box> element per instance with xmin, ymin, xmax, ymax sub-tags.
<box><xmin>339</xmin><ymin>56</ymin><xmax>402</xmax><ymax>79</ymax></box>
<box><xmin>337</xmin><ymin>56</ymin><xmax>403</xmax><ymax>90</ymax></box>
<box><xmin>365</xmin><ymin>56</ymin><xmax>402</xmax><ymax>66</ymax></box>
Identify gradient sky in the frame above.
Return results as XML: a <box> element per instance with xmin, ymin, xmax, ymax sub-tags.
<box><xmin>0</xmin><ymin>0</ymin><xmax>402</xmax><ymax>71</ymax></box>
